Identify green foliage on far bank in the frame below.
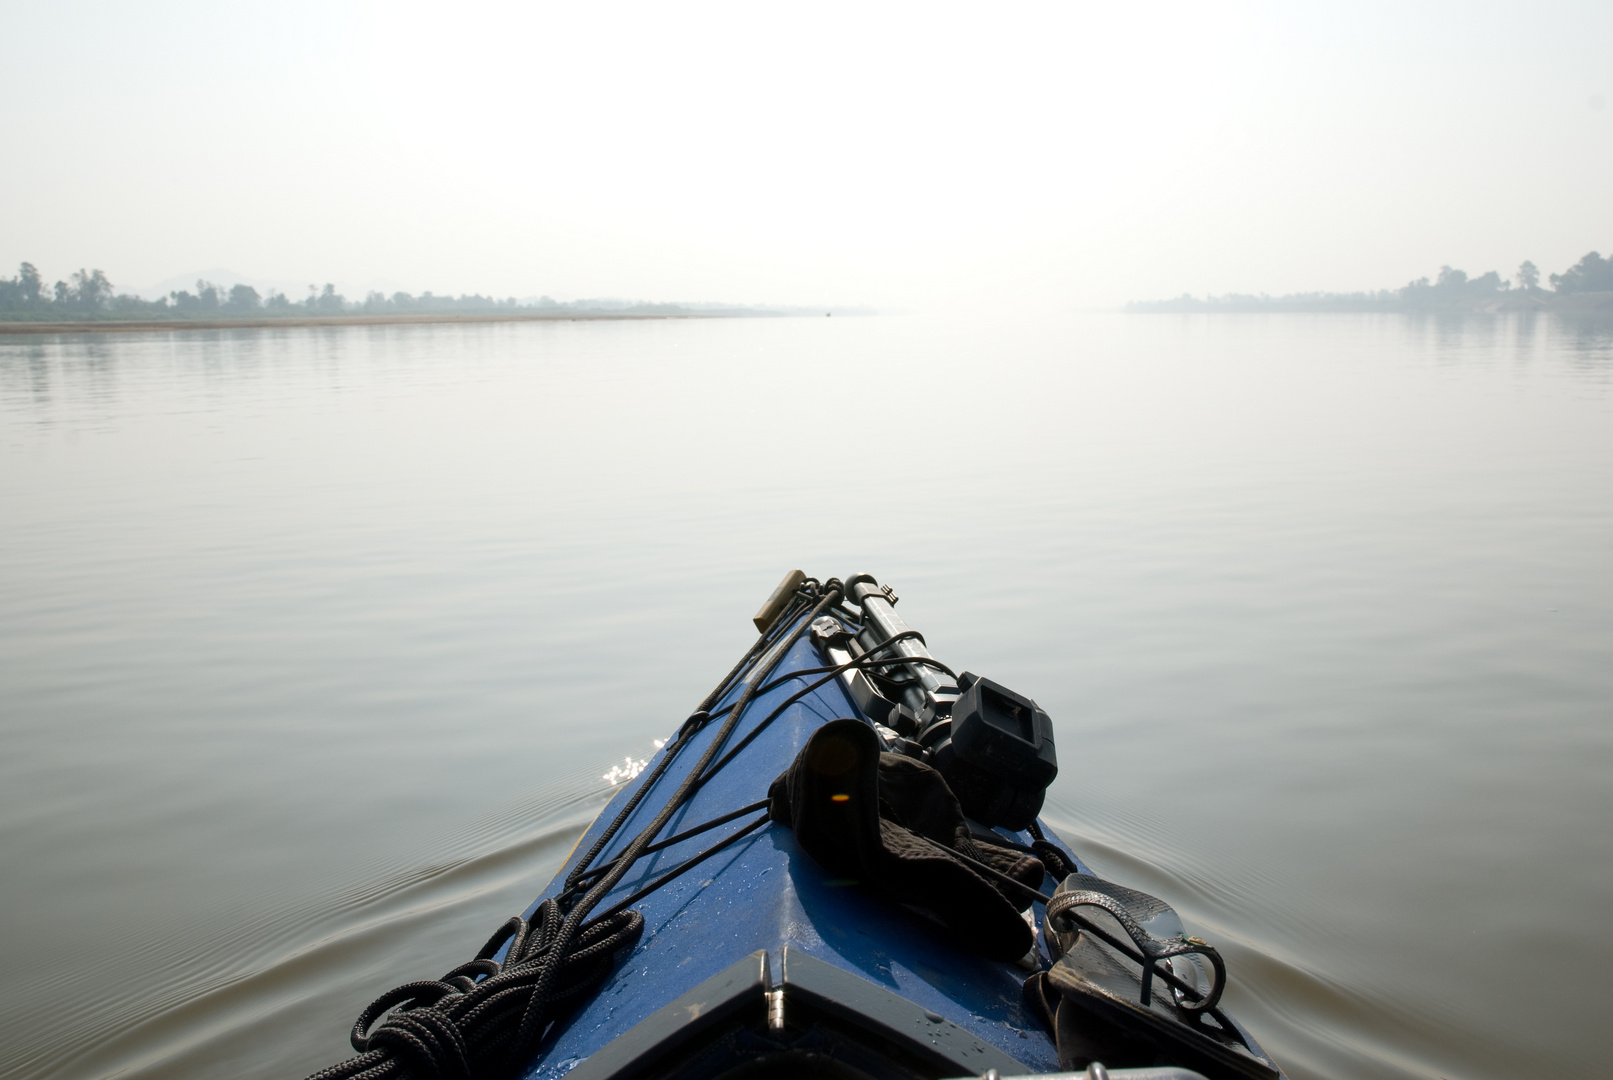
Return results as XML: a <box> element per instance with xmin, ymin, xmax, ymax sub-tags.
<box><xmin>0</xmin><ymin>267</ymin><xmax>742</xmax><ymax>322</ymax></box>
<box><xmin>1128</xmin><ymin>251</ymin><xmax>1613</xmax><ymax>313</ymax></box>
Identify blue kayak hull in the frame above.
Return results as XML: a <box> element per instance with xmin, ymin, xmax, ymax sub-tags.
<box><xmin>515</xmin><ymin>626</ymin><xmax>1089</xmax><ymax>1078</ymax></box>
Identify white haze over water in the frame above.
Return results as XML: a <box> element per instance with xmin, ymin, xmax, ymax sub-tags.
<box><xmin>2</xmin><ymin>0</ymin><xmax>1610</xmax><ymax>310</ymax></box>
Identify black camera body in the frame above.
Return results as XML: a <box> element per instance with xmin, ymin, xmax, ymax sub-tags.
<box><xmin>922</xmin><ymin>672</ymin><xmax>1058</xmax><ymax>830</ymax></box>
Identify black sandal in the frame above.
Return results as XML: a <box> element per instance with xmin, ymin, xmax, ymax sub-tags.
<box><xmin>1029</xmin><ymin>874</ymin><xmax>1283</xmax><ymax>1080</ymax></box>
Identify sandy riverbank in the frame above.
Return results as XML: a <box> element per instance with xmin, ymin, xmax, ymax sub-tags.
<box><xmin>0</xmin><ymin>311</ymin><xmax>720</xmax><ymax>335</ymax></box>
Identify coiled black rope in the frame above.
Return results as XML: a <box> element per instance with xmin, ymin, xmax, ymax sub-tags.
<box><xmin>307</xmin><ymin>579</ymin><xmax>841</xmax><ymax>1080</ymax></box>
<box><xmin>328</xmin><ymin>903</ymin><xmax>645</xmax><ymax>1080</ymax></box>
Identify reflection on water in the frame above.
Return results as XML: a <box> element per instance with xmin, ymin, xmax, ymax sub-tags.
<box><xmin>1</xmin><ymin>313</ymin><xmax>1610</xmax><ymax>1080</ymax></box>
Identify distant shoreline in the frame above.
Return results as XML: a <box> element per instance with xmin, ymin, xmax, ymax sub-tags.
<box><xmin>1127</xmin><ymin>253</ymin><xmax>1613</xmax><ymax>314</ymax></box>
<box><xmin>1125</xmin><ymin>291</ymin><xmax>1613</xmax><ymax>315</ymax></box>
<box><xmin>0</xmin><ymin>311</ymin><xmax>736</xmax><ymax>336</ymax></box>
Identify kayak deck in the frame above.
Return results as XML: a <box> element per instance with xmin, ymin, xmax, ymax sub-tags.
<box><xmin>514</xmin><ymin>629</ymin><xmax>1089</xmax><ymax>1078</ymax></box>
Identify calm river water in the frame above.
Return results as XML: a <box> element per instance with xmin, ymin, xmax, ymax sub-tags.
<box><xmin>2</xmin><ymin>313</ymin><xmax>1610</xmax><ymax>1080</ymax></box>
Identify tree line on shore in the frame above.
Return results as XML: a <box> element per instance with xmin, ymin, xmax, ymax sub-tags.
<box><xmin>6</xmin><ymin>252</ymin><xmax>1609</xmax><ymax>321</ymax></box>
<box><xmin>0</xmin><ymin>265</ymin><xmax>703</xmax><ymax>321</ymax></box>
<box><xmin>1127</xmin><ymin>251</ymin><xmax>1613</xmax><ymax>313</ymax></box>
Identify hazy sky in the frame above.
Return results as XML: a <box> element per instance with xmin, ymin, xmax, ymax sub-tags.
<box><xmin>3</xmin><ymin>0</ymin><xmax>1609</xmax><ymax>308</ymax></box>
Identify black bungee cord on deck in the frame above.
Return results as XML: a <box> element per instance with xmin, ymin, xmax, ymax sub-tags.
<box><xmin>307</xmin><ymin>578</ymin><xmax>956</xmax><ymax>1080</ymax></box>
